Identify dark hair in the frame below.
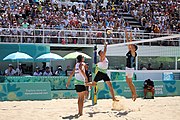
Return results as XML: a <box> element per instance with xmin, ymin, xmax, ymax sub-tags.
<box><xmin>46</xmin><ymin>66</ymin><xmax>50</xmax><ymax>69</ymax></box>
<box><xmin>133</xmin><ymin>44</ymin><xmax>138</xmax><ymax>51</ymax></box>
<box><xmin>98</xmin><ymin>50</ymin><xmax>102</xmax><ymax>55</ymax></box>
<box><xmin>77</xmin><ymin>55</ymin><xmax>84</xmax><ymax>62</ymax></box>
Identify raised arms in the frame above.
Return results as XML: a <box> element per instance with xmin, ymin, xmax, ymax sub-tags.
<box><xmin>101</xmin><ymin>42</ymin><xmax>107</xmax><ymax>60</ymax></box>
<box><xmin>125</xmin><ymin>30</ymin><xmax>133</xmax><ymax>51</ymax></box>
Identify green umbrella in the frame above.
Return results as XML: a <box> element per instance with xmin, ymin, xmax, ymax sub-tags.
<box><xmin>63</xmin><ymin>51</ymin><xmax>91</xmax><ymax>59</ymax></box>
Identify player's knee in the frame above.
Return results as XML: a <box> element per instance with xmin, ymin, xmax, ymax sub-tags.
<box><xmin>92</xmin><ymin>82</ymin><xmax>97</xmax><ymax>86</ymax></box>
<box><xmin>79</xmin><ymin>96</ymin><xmax>84</xmax><ymax>101</ymax></box>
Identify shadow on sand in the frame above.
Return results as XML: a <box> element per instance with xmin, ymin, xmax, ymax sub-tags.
<box><xmin>87</xmin><ymin>110</ymin><xmax>131</xmax><ymax>117</ymax></box>
<box><xmin>62</xmin><ymin>114</ymin><xmax>80</xmax><ymax>120</ymax></box>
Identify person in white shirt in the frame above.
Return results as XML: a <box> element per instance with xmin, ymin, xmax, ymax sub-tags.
<box><xmin>66</xmin><ymin>55</ymin><xmax>88</xmax><ymax>116</ymax></box>
<box><xmin>5</xmin><ymin>64</ymin><xmax>16</xmax><ymax>76</ymax></box>
<box><xmin>43</xmin><ymin>66</ymin><xmax>53</xmax><ymax>76</ymax></box>
<box><xmin>33</xmin><ymin>66</ymin><xmax>42</xmax><ymax>76</ymax></box>
<box><xmin>86</xmin><ymin>42</ymin><xmax>118</xmax><ymax>102</ymax></box>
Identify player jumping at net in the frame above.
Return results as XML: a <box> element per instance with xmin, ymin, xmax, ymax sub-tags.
<box><xmin>86</xmin><ymin>42</ymin><xmax>118</xmax><ymax>101</ymax></box>
<box><xmin>125</xmin><ymin>30</ymin><xmax>138</xmax><ymax>101</ymax></box>
<box><xmin>66</xmin><ymin>55</ymin><xmax>88</xmax><ymax>116</ymax></box>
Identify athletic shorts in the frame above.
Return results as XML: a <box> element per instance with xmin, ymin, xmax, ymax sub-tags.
<box><xmin>126</xmin><ymin>67</ymin><xmax>134</xmax><ymax>78</ymax></box>
<box><xmin>75</xmin><ymin>85</ymin><xmax>86</xmax><ymax>92</ymax></box>
<box><xmin>94</xmin><ymin>71</ymin><xmax>110</xmax><ymax>82</ymax></box>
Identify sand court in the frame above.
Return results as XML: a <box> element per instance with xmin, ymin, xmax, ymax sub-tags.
<box><xmin>0</xmin><ymin>96</ymin><xmax>180</xmax><ymax>120</ymax></box>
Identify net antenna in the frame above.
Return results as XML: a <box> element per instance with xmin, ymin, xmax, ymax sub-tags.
<box><xmin>108</xmin><ymin>34</ymin><xmax>180</xmax><ymax>47</ymax></box>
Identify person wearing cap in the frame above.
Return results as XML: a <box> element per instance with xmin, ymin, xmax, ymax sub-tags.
<box><xmin>33</xmin><ymin>66</ymin><xmax>42</xmax><ymax>76</ymax></box>
<box><xmin>55</xmin><ymin>65</ymin><xmax>65</xmax><ymax>76</ymax></box>
<box><xmin>43</xmin><ymin>66</ymin><xmax>53</xmax><ymax>76</ymax></box>
<box><xmin>5</xmin><ymin>64</ymin><xmax>16</xmax><ymax>76</ymax></box>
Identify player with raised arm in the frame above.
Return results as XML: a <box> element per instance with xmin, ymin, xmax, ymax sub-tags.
<box><xmin>125</xmin><ymin>30</ymin><xmax>138</xmax><ymax>101</ymax></box>
<box><xmin>86</xmin><ymin>42</ymin><xmax>118</xmax><ymax>101</ymax></box>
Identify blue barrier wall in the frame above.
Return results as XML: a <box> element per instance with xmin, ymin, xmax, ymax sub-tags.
<box><xmin>0</xmin><ymin>76</ymin><xmax>180</xmax><ymax>101</ymax></box>
<box><xmin>0</xmin><ymin>82</ymin><xmax>51</xmax><ymax>101</ymax></box>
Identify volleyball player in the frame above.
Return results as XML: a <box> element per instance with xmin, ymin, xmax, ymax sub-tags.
<box><xmin>66</xmin><ymin>55</ymin><xmax>88</xmax><ymax>116</ymax></box>
<box><xmin>125</xmin><ymin>30</ymin><xmax>138</xmax><ymax>101</ymax></box>
<box><xmin>86</xmin><ymin>42</ymin><xmax>118</xmax><ymax>101</ymax></box>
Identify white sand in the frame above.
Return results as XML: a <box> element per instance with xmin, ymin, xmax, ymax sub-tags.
<box><xmin>0</xmin><ymin>96</ymin><xmax>180</xmax><ymax>120</ymax></box>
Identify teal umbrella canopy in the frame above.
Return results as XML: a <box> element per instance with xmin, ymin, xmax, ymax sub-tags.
<box><xmin>36</xmin><ymin>53</ymin><xmax>64</xmax><ymax>61</ymax></box>
<box><xmin>3</xmin><ymin>52</ymin><xmax>33</xmax><ymax>62</ymax></box>
<box><xmin>63</xmin><ymin>51</ymin><xmax>91</xmax><ymax>59</ymax></box>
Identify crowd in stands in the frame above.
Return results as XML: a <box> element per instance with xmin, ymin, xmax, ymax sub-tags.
<box><xmin>0</xmin><ymin>0</ymin><xmax>179</xmax><ymax>44</ymax></box>
<box><xmin>129</xmin><ymin>0</ymin><xmax>179</xmax><ymax>33</ymax></box>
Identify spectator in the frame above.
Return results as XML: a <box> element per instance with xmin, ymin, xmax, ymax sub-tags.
<box><xmin>33</xmin><ymin>66</ymin><xmax>42</xmax><ymax>76</ymax></box>
<box><xmin>65</xmin><ymin>65</ymin><xmax>72</xmax><ymax>76</ymax></box>
<box><xmin>143</xmin><ymin>79</ymin><xmax>155</xmax><ymax>99</ymax></box>
<box><xmin>42</xmin><ymin>62</ymin><xmax>46</xmax><ymax>72</ymax></box>
<box><xmin>55</xmin><ymin>65</ymin><xmax>65</xmax><ymax>76</ymax></box>
<box><xmin>16</xmin><ymin>63</ymin><xmax>23</xmax><ymax>76</ymax></box>
<box><xmin>153</xmin><ymin>25</ymin><xmax>160</xmax><ymax>34</ymax></box>
<box><xmin>43</xmin><ymin>66</ymin><xmax>53</xmax><ymax>76</ymax></box>
<box><xmin>147</xmin><ymin>63</ymin><xmax>153</xmax><ymax>70</ymax></box>
<box><xmin>159</xmin><ymin>63</ymin><xmax>164</xmax><ymax>70</ymax></box>
<box><xmin>5</xmin><ymin>64</ymin><xmax>16</xmax><ymax>76</ymax></box>
<box><xmin>140</xmin><ymin>64</ymin><xmax>147</xmax><ymax>70</ymax></box>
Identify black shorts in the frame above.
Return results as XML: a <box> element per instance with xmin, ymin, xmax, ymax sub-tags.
<box><xmin>94</xmin><ymin>71</ymin><xmax>110</xmax><ymax>82</ymax></box>
<box><xmin>75</xmin><ymin>85</ymin><xmax>86</xmax><ymax>92</ymax></box>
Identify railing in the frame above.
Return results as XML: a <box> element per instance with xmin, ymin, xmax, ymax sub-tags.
<box><xmin>107</xmin><ymin>70</ymin><xmax>180</xmax><ymax>81</ymax></box>
<box><xmin>0</xmin><ymin>28</ymin><xmax>179</xmax><ymax>46</ymax></box>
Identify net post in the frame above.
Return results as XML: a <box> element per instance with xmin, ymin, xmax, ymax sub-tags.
<box><xmin>92</xmin><ymin>45</ymin><xmax>98</xmax><ymax>105</ymax></box>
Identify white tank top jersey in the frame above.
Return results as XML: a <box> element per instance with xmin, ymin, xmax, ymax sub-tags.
<box><xmin>97</xmin><ymin>57</ymin><xmax>109</xmax><ymax>70</ymax></box>
<box><xmin>75</xmin><ymin>62</ymin><xmax>85</xmax><ymax>81</ymax></box>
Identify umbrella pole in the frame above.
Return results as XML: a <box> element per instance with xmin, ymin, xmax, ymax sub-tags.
<box><xmin>50</xmin><ymin>59</ymin><xmax>52</xmax><ymax>72</ymax></box>
<box><xmin>17</xmin><ymin>61</ymin><xmax>18</xmax><ymax>76</ymax></box>
<box><xmin>33</xmin><ymin>62</ymin><xmax>35</xmax><ymax>75</ymax></box>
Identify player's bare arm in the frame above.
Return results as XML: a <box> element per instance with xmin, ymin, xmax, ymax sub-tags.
<box><xmin>125</xmin><ymin>30</ymin><xmax>132</xmax><ymax>50</ymax></box>
<box><xmin>101</xmin><ymin>42</ymin><xmax>107</xmax><ymax>61</ymax></box>
<box><xmin>66</xmin><ymin>67</ymin><xmax>75</xmax><ymax>88</ymax></box>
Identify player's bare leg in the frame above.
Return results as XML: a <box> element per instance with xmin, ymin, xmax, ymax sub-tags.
<box><xmin>86</xmin><ymin>81</ymin><xmax>97</xmax><ymax>86</ymax></box>
<box><xmin>126</xmin><ymin>76</ymin><xmax>137</xmax><ymax>101</ymax></box>
<box><xmin>77</xmin><ymin>92</ymin><xmax>85</xmax><ymax>116</ymax></box>
<box><xmin>105</xmin><ymin>81</ymin><xmax>119</xmax><ymax>102</ymax></box>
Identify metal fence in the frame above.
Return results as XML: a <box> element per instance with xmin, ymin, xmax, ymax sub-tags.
<box><xmin>0</xmin><ymin>28</ymin><xmax>179</xmax><ymax>46</ymax></box>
